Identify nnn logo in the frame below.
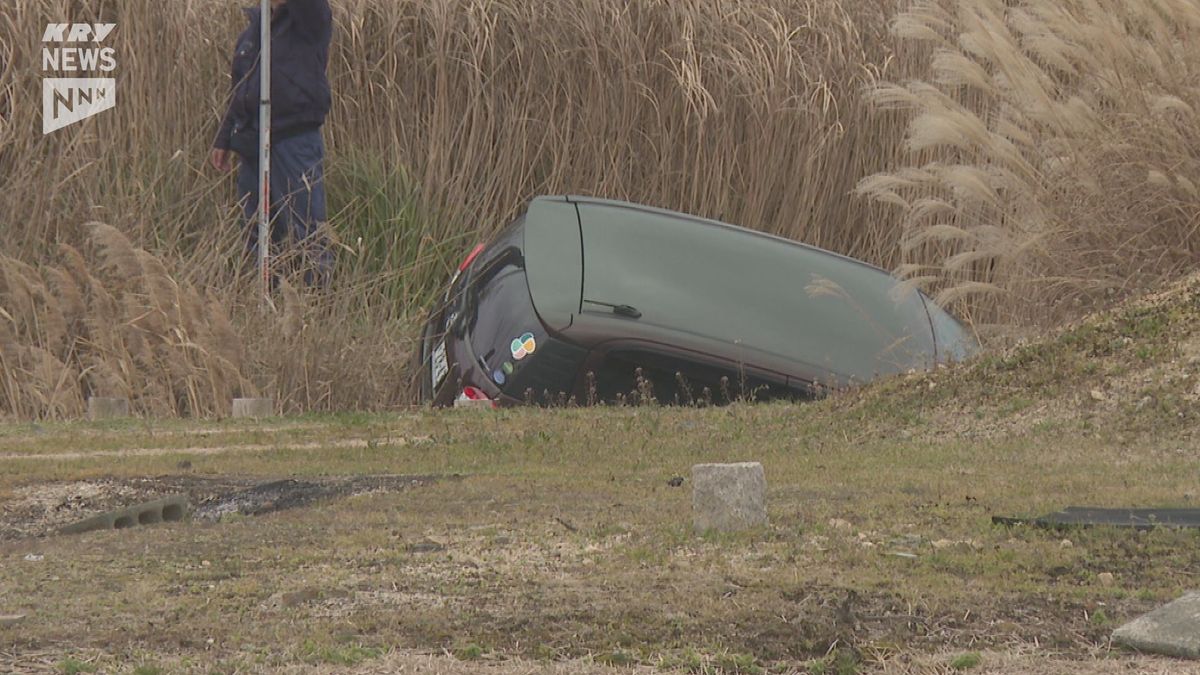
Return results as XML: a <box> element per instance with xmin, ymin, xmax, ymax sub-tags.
<box><xmin>42</xmin><ymin>23</ymin><xmax>117</xmax><ymax>135</ymax></box>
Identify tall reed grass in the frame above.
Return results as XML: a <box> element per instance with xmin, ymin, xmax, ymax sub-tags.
<box><xmin>0</xmin><ymin>0</ymin><xmax>906</xmax><ymax>417</ymax></box>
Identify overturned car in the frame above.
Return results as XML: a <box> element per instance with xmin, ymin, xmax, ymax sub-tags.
<box><xmin>414</xmin><ymin>196</ymin><xmax>976</xmax><ymax>406</ymax></box>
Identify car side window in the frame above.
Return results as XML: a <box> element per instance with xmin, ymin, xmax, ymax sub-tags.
<box><xmin>585</xmin><ymin>348</ymin><xmax>796</xmax><ymax>405</ymax></box>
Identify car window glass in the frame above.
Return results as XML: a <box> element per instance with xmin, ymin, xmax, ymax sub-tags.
<box><xmin>453</xmin><ymin>214</ymin><xmax>588</xmax><ymax>401</ymax></box>
<box><xmin>924</xmin><ymin>300</ymin><xmax>977</xmax><ymax>361</ymax></box>
<box><xmin>587</xmin><ymin>348</ymin><xmax>798</xmax><ymax>405</ymax></box>
<box><xmin>444</xmin><ymin>218</ymin><xmax>524</xmax><ymax>323</ymax></box>
<box><xmin>477</xmin><ymin>220</ymin><xmax>524</xmax><ymax>269</ymax></box>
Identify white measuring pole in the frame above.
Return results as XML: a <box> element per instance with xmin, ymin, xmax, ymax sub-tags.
<box><xmin>257</xmin><ymin>0</ymin><xmax>272</xmax><ymax>296</ymax></box>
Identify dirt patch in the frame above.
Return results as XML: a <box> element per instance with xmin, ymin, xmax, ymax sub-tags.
<box><xmin>0</xmin><ymin>438</ymin><xmax>385</xmax><ymax>462</ymax></box>
<box><xmin>0</xmin><ymin>474</ymin><xmax>450</xmax><ymax>540</ymax></box>
<box><xmin>192</xmin><ymin>475</ymin><xmax>445</xmax><ymax>521</ymax></box>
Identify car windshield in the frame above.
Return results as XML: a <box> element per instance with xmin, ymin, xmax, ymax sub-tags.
<box><xmin>924</xmin><ymin>298</ymin><xmax>978</xmax><ymax>362</ymax></box>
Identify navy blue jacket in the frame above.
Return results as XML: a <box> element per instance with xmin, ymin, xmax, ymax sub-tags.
<box><xmin>214</xmin><ymin>0</ymin><xmax>332</xmax><ymax>155</ymax></box>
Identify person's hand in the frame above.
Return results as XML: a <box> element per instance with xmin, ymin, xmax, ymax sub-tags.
<box><xmin>210</xmin><ymin>148</ymin><xmax>233</xmax><ymax>172</ymax></box>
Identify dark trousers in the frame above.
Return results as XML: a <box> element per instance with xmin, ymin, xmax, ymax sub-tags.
<box><xmin>237</xmin><ymin>128</ymin><xmax>332</xmax><ymax>285</ymax></box>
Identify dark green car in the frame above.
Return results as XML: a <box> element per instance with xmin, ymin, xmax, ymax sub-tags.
<box><xmin>416</xmin><ymin>196</ymin><xmax>976</xmax><ymax>406</ymax></box>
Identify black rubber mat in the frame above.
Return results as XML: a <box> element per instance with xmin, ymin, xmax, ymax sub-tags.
<box><xmin>992</xmin><ymin>507</ymin><xmax>1200</xmax><ymax>531</ymax></box>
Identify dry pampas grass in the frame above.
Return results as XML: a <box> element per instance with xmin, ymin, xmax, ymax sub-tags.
<box><xmin>0</xmin><ymin>223</ymin><xmax>254</xmax><ymax>419</ymax></box>
<box><xmin>0</xmin><ymin>0</ymin><xmax>909</xmax><ymax>418</ymax></box>
<box><xmin>2</xmin><ymin>0</ymin><xmax>908</xmax><ymax>267</ymax></box>
<box><xmin>858</xmin><ymin>0</ymin><xmax>1200</xmax><ymax>325</ymax></box>
<box><xmin>0</xmin><ymin>219</ymin><xmax>412</xmax><ymax>419</ymax></box>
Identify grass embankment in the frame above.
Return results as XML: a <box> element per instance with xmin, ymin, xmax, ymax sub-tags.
<box><xmin>3</xmin><ymin>277</ymin><xmax>1200</xmax><ymax>674</ymax></box>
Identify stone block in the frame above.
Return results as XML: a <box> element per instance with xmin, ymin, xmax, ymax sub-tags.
<box><xmin>232</xmin><ymin>397</ymin><xmax>274</xmax><ymax>418</ymax></box>
<box><xmin>87</xmin><ymin>397</ymin><xmax>129</xmax><ymax>421</ymax></box>
<box><xmin>1113</xmin><ymin>591</ymin><xmax>1200</xmax><ymax>658</ymax></box>
<box><xmin>691</xmin><ymin>462</ymin><xmax>767</xmax><ymax>533</ymax></box>
<box><xmin>453</xmin><ymin>398</ymin><xmax>494</xmax><ymax>410</ymax></box>
<box><xmin>59</xmin><ymin>494</ymin><xmax>189</xmax><ymax>535</ymax></box>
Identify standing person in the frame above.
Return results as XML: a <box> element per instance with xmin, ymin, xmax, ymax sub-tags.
<box><xmin>210</xmin><ymin>0</ymin><xmax>333</xmax><ymax>286</ymax></box>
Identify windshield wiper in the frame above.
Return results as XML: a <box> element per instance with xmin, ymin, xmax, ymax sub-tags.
<box><xmin>583</xmin><ymin>299</ymin><xmax>642</xmax><ymax>319</ymax></box>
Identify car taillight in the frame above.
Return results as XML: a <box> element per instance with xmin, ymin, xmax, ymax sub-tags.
<box><xmin>444</xmin><ymin>243</ymin><xmax>486</xmax><ymax>303</ymax></box>
<box><xmin>455</xmin><ymin>386</ymin><xmax>496</xmax><ymax>408</ymax></box>
<box><xmin>461</xmin><ymin>386</ymin><xmax>489</xmax><ymax>400</ymax></box>
<box><xmin>459</xmin><ymin>244</ymin><xmax>485</xmax><ymax>272</ymax></box>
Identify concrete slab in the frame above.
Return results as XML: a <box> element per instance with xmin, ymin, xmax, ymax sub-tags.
<box><xmin>87</xmin><ymin>397</ymin><xmax>129</xmax><ymax>421</ymax></box>
<box><xmin>453</xmin><ymin>398</ymin><xmax>495</xmax><ymax>410</ymax></box>
<box><xmin>1113</xmin><ymin>591</ymin><xmax>1200</xmax><ymax>658</ymax></box>
<box><xmin>691</xmin><ymin>462</ymin><xmax>767</xmax><ymax>533</ymax></box>
<box><xmin>232</xmin><ymin>398</ymin><xmax>274</xmax><ymax>418</ymax></box>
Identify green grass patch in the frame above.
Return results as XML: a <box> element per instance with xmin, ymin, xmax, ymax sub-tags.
<box><xmin>453</xmin><ymin>643</ymin><xmax>487</xmax><ymax>660</ymax></box>
<box><xmin>949</xmin><ymin>652</ymin><xmax>982</xmax><ymax>670</ymax></box>
<box><xmin>9</xmin><ymin>280</ymin><xmax>1200</xmax><ymax>671</ymax></box>
<box><xmin>57</xmin><ymin>659</ymin><xmax>97</xmax><ymax>675</ymax></box>
<box><xmin>298</xmin><ymin>641</ymin><xmax>383</xmax><ymax>667</ymax></box>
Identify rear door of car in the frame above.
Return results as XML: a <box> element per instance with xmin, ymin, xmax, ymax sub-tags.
<box><xmin>438</xmin><ymin>198</ymin><xmax>588</xmax><ymax>405</ymax></box>
<box><xmin>429</xmin><ymin>222</ymin><xmax>530</xmax><ymax>403</ymax></box>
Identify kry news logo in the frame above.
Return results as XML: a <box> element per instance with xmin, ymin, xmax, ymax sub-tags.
<box><xmin>42</xmin><ymin>22</ymin><xmax>117</xmax><ymax>135</ymax></box>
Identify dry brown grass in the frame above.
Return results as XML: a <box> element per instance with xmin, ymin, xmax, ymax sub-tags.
<box><xmin>4</xmin><ymin>0</ymin><xmax>1200</xmax><ymax>417</ymax></box>
<box><xmin>859</xmin><ymin>0</ymin><xmax>1200</xmax><ymax>326</ymax></box>
<box><xmin>326</xmin><ymin>0</ymin><xmax>909</xmax><ymax>260</ymax></box>
<box><xmin>0</xmin><ymin>0</ymin><xmax>909</xmax><ymax>417</ymax></box>
<box><xmin>0</xmin><ymin>224</ymin><xmax>251</xmax><ymax>418</ymax></box>
<box><xmin>0</xmin><ymin>222</ymin><xmax>411</xmax><ymax>419</ymax></box>
<box><xmin>2</xmin><ymin>0</ymin><xmax>907</xmax><ymax>257</ymax></box>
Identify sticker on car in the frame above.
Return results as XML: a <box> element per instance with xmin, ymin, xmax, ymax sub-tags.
<box><xmin>510</xmin><ymin>332</ymin><xmax>537</xmax><ymax>360</ymax></box>
<box><xmin>431</xmin><ymin>340</ymin><xmax>449</xmax><ymax>391</ymax></box>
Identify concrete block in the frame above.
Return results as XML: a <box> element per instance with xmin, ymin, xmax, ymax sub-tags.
<box><xmin>453</xmin><ymin>398</ymin><xmax>494</xmax><ymax>410</ymax></box>
<box><xmin>87</xmin><ymin>397</ymin><xmax>129</xmax><ymax>421</ymax></box>
<box><xmin>1113</xmin><ymin>591</ymin><xmax>1200</xmax><ymax>658</ymax></box>
<box><xmin>691</xmin><ymin>462</ymin><xmax>767</xmax><ymax>533</ymax></box>
<box><xmin>59</xmin><ymin>494</ymin><xmax>188</xmax><ymax>535</ymax></box>
<box><xmin>232</xmin><ymin>397</ymin><xmax>274</xmax><ymax>418</ymax></box>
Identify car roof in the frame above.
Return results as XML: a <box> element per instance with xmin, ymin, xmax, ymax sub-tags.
<box><xmin>524</xmin><ymin>195</ymin><xmax>941</xmax><ymax>384</ymax></box>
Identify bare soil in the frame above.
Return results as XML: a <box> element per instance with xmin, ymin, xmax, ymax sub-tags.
<box><xmin>0</xmin><ymin>474</ymin><xmax>448</xmax><ymax>539</ymax></box>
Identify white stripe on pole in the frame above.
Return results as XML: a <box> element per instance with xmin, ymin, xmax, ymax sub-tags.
<box><xmin>258</xmin><ymin>0</ymin><xmax>272</xmax><ymax>296</ymax></box>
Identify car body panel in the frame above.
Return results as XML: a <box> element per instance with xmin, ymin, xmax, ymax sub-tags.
<box><xmin>570</xmin><ymin>196</ymin><xmax>939</xmax><ymax>387</ymax></box>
